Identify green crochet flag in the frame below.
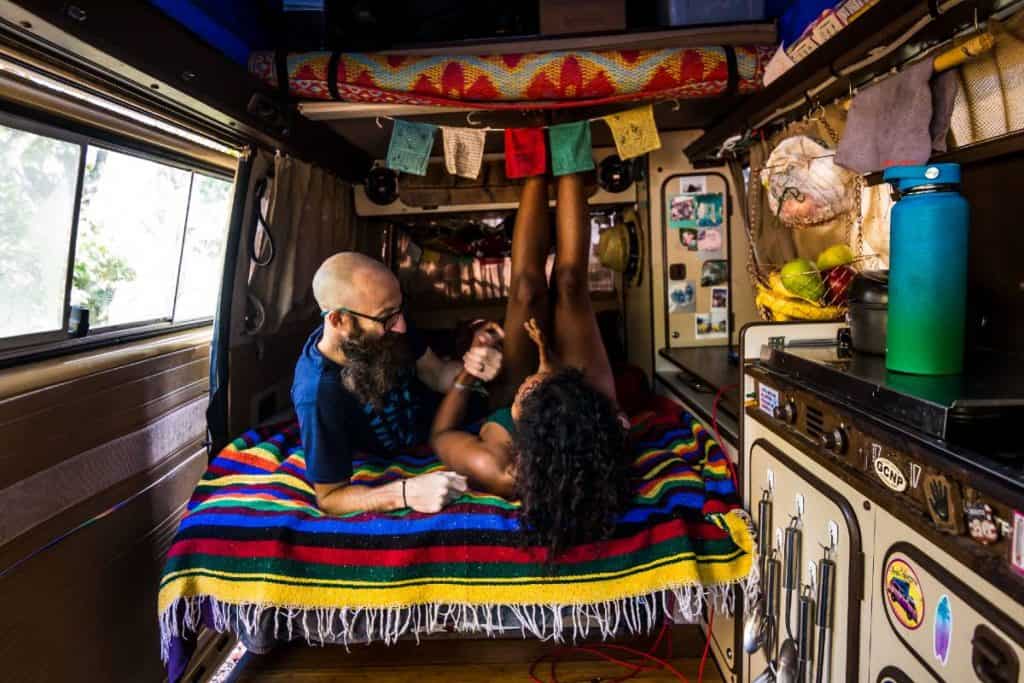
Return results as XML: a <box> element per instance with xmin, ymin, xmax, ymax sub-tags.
<box><xmin>386</xmin><ymin>119</ymin><xmax>437</xmax><ymax>176</ymax></box>
<box><xmin>549</xmin><ymin>120</ymin><xmax>595</xmax><ymax>176</ymax></box>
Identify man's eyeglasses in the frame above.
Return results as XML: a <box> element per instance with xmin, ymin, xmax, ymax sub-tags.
<box><xmin>322</xmin><ymin>305</ymin><xmax>404</xmax><ymax>331</ymax></box>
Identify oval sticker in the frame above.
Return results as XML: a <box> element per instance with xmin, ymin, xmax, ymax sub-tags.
<box><xmin>875</xmin><ymin>457</ymin><xmax>908</xmax><ymax>492</ymax></box>
<box><xmin>885</xmin><ymin>558</ymin><xmax>925</xmax><ymax>630</ymax></box>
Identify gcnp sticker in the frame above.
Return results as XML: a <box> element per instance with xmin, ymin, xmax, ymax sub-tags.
<box><xmin>759</xmin><ymin>384</ymin><xmax>780</xmax><ymax>416</ymax></box>
<box><xmin>874</xmin><ymin>457</ymin><xmax>908</xmax><ymax>492</ymax></box>
<box><xmin>885</xmin><ymin>558</ymin><xmax>924</xmax><ymax>630</ymax></box>
<box><xmin>934</xmin><ymin>594</ymin><xmax>952</xmax><ymax>666</ymax></box>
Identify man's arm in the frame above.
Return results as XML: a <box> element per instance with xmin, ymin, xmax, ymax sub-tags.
<box><xmin>416</xmin><ymin>323</ymin><xmax>504</xmax><ymax>392</ymax></box>
<box><xmin>314</xmin><ymin>472</ymin><xmax>467</xmax><ymax>515</ymax></box>
<box><xmin>416</xmin><ymin>348</ymin><xmax>463</xmax><ymax>393</ymax></box>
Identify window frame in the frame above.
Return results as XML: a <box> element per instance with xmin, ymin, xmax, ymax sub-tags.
<box><xmin>0</xmin><ymin>108</ymin><xmax>235</xmax><ymax>360</ymax></box>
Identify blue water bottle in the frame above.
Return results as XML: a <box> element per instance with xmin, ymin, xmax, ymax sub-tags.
<box><xmin>882</xmin><ymin>164</ymin><xmax>969</xmax><ymax>375</ymax></box>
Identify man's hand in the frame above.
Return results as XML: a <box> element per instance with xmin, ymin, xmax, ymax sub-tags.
<box><xmin>463</xmin><ymin>322</ymin><xmax>504</xmax><ymax>382</ymax></box>
<box><xmin>404</xmin><ymin>471</ymin><xmax>468</xmax><ymax>513</ymax></box>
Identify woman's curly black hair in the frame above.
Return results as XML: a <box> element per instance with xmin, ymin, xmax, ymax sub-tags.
<box><xmin>513</xmin><ymin>367</ymin><xmax>632</xmax><ymax>564</ymax></box>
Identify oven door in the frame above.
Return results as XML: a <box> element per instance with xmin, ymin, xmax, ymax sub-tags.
<box><xmin>869</xmin><ymin>507</ymin><xmax>1024</xmax><ymax>683</ymax></box>
<box><xmin>745</xmin><ymin>424</ymin><xmax>871</xmax><ymax>683</ymax></box>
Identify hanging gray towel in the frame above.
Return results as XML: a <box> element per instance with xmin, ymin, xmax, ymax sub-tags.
<box><xmin>930</xmin><ymin>70</ymin><xmax>959</xmax><ymax>153</ymax></box>
<box><xmin>836</xmin><ymin>57</ymin><xmax>959</xmax><ymax>173</ymax></box>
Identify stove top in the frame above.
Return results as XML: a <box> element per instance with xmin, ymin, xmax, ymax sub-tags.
<box><xmin>758</xmin><ymin>343</ymin><xmax>1024</xmax><ymax>458</ymax></box>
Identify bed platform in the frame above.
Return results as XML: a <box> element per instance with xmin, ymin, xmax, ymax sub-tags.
<box><xmin>159</xmin><ymin>398</ymin><xmax>754</xmax><ymax>682</ymax></box>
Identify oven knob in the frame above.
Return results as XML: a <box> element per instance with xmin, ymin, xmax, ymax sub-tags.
<box><xmin>773</xmin><ymin>401</ymin><xmax>797</xmax><ymax>424</ymax></box>
<box><xmin>821</xmin><ymin>428</ymin><xmax>848</xmax><ymax>455</ymax></box>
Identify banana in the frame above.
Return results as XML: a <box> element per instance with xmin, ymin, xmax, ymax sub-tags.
<box><xmin>757</xmin><ymin>276</ymin><xmax>844</xmax><ymax>321</ymax></box>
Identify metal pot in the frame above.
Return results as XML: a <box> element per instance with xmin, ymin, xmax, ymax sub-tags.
<box><xmin>847</xmin><ymin>270</ymin><xmax>889</xmax><ymax>355</ymax></box>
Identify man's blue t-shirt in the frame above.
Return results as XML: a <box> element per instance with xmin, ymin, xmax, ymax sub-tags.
<box><xmin>291</xmin><ymin>325</ymin><xmax>438</xmax><ymax>484</ymax></box>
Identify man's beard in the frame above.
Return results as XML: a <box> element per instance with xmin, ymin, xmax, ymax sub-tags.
<box><xmin>339</xmin><ymin>324</ymin><xmax>414</xmax><ymax>409</ymax></box>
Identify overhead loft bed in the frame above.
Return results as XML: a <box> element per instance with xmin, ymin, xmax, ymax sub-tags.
<box><xmin>238</xmin><ymin>23</ymin><xmax>780</xmax><ymax>171</ymax></box>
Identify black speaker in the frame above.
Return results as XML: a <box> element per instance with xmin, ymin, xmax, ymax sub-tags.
<box><xmin>597</xmin><ymin>154</ymin><xmax>636</xmax><ymax>193</ymax></box>
<box><xmin>365</xmin><ymin>167</ymin><xmax>399</xmax><ymax>205</ymax></box>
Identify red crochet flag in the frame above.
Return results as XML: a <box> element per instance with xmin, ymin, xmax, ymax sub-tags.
<box><xmin>504</xmin><ymin>128</ymin><xmax>547</xmax><ymax>178</ymax></box>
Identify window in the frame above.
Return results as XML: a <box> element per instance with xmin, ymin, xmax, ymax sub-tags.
<box><xmin>0</xmin><ymin>117</ymin><xmax>234</xmax><ymax>351</ymax></box>
<box><xmin>0</xmin><ymin>124</ymin><xmax>81</xmax><ymax>340</ymax></box>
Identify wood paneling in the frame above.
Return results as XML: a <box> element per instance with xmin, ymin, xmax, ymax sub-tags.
<box><xmin>0</xmin><ymin>449</ymin><xmax>206</xmax><ymax>682</ymax></box>
<box><xmin>0</xmin><ymin>355</ymin><xmax>209</xmax><ymax>488</ymax></box>
<box><xmin>0</xmin><ymin>332</ymin><xmax>213</xmax><ymax>682</ymax></box>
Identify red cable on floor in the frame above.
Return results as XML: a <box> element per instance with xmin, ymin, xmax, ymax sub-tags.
<box><xmin>527</xmin><ymin>604</ymin><xmax>717</xmax><ymax>682</ymax></box>
<box><xmin>711</xmin><ymin>383</ymin><xmax>739</xmax><ymax>463</ymax></box>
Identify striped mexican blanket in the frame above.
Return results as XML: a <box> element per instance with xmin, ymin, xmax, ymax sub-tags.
<box><xmin>158</xmin><ymin>400</ymin><xmax>754</xmax><ymax>679</ymax></box>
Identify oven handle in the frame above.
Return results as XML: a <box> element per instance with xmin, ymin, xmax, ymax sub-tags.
<box><xmin>973</xmin><ymin>624</ymin><xmax>1020</xmax><ymax>683</ymax></box>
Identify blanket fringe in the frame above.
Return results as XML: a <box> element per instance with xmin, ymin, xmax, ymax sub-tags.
<box><xmin>160</xmin><ymin>581</ymin><xmax>750</xmax><ymax>663</ymax></box>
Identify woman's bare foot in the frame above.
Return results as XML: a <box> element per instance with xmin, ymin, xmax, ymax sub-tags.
<box><xmin>524</xmin><ymin>318</ymin><xmax>553</xmax><ymax>371</ymax></box>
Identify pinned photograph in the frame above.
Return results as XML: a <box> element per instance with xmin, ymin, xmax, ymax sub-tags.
<box><xmin>695</xmin><ymin>193</ymin><xmax>724</xmax><ymax>227</ymax></box>
<box><xmin>679</xmin><ymin>228</ymin><xmax>699</xmax><ymax>251</ymax></box>
<box><xmin>668</xmin><ymin>194</ymin><xmax>697</xmax><ymax>229</ymax></box>
<box><xmin>701</xmin><ymin>259</ymin><xmax>729</xmax><ymax>287</ymax></box>
<box><xmin>668</xmin><ymin>280</ymin><xmax>696</xmax><ymax>313</ymax></box>
<box><xmin>711</xmin><ymin>286</ymin><xmax>728</xmax><ymax>310</ymax></box>
<box><xmin>697</xmin><ymin>227</ymin><xmax>722</xmax><ymax>254</ymax></box>
<box><xmin>696</xmin><ymin>310</ymin><xmax>728</xmax><ymax>338</ymax></box>
<box><xmin>680</xmin><ymin>176</ymin><xmax>706</xmax><ymax>194</ymax></box>
<box><xmin>711</xmin><ymin>309</ymin><xmax>728</xmax><ymax>334</ymax></box>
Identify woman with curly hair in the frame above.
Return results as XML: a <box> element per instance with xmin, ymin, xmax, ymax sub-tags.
<box><xmin>430</xmin><ymin>171</ymin><xmax>632</xmax><ymax>561</ymax></box>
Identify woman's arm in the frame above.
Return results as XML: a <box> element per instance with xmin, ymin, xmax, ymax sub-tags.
<box><xmin>430</xmin><ymin>369</ymin><xmax>517</xmax><ymax>498</ymax></box>
<box><xmin>430</xmin><ymin>368</ymin><xmax>479</xmax><ymax>439</ymax></box>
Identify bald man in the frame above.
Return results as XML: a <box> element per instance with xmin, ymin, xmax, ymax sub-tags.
<box><xmin>292</xmin><ymin>252</ymin><xmax>503</xmax><ymax>515</ymax></box>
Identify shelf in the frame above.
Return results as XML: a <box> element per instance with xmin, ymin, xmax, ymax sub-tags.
<box><xmin>865</xmin><ymin>129</ymin><xmax>1024</xmax><ymax>185</ymax></box>
<box><xmin>658</xmin><ymin>346</ymin><xmax>742</xmax><ymax>415</ymax></box>
<box><xmin>379</xmin><ymin>22</ymin><xmax>778</xmax><ymax>56</ymax></box>
<box><xmin>684</xmin><ymin>0</ymin><xmax>968</xmax><ymax>163</ymax></box>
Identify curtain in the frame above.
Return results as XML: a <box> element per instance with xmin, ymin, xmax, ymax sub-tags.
<box><xmin>246</xmin><ymin>153</ymin><xmax>358</xmax><ymax>335</ymax></box>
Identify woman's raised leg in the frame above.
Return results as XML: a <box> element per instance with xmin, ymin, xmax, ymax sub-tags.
<box><xmin>551</xmin><ymin>173</ymin><xmax>617</xmax><ymax>403</ymax></box>
<box><xmin>493</xmin><ymin>175</ymin><xmax>553</xmax><ymax>406</ymax></box>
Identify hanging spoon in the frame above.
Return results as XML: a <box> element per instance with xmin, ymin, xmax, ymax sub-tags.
<box><xmin>777</xmin><ymin>637</ymin><xmax>799</xmax><ymax>683</ymax></box>
<box><xmin>743</xmin><ymin>596</ymin><xmax>767</xmax><ymax>654</ymax></box>
<box><xmin>746</xmin><ymin>491</ymin><xmax>777</xmax><ymax>654</ymax></box>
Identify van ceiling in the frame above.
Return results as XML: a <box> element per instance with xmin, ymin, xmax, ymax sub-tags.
<box><xmin>143</xmin><ymin>1</ymin><xmax>775</xmax><ymax>158</ymax></box>
<box><xmin>147</xmin><ymin>1</ymin><xmax>705</xmax><ymax>56</ymax></box>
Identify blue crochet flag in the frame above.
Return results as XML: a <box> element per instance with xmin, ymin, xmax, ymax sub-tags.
<box><xmin>386</xmin><ymin>120</ymin><xmax>437</xmax><ymax>175</ymax></box>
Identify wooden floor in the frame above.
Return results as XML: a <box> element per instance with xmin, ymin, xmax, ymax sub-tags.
<box><xmin>228</xmin><ymin>625</ymin><xmax>724</xmax><ymax>682</ymax></box>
